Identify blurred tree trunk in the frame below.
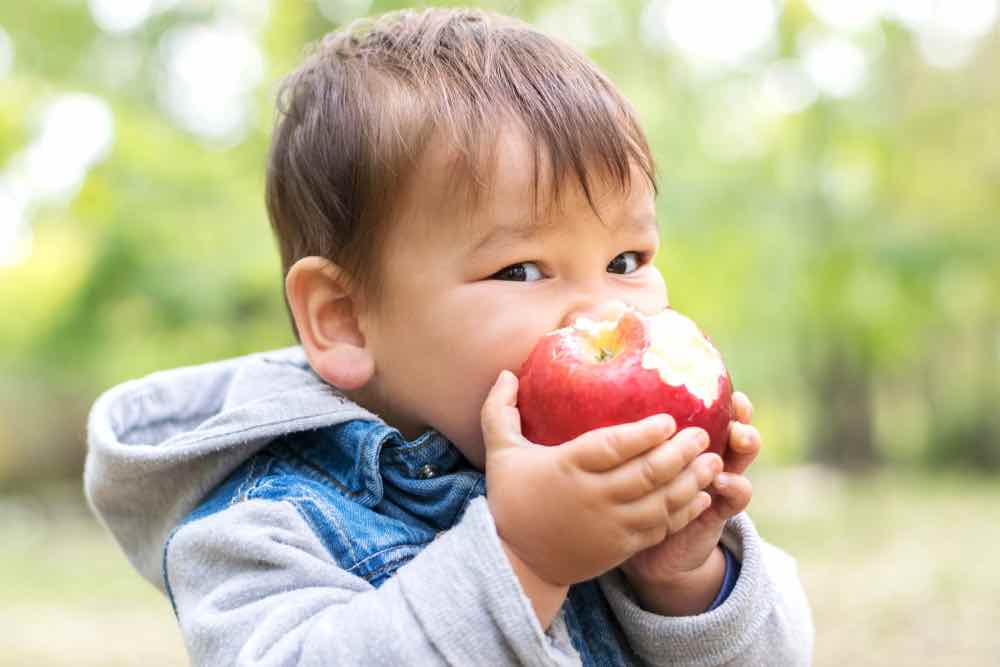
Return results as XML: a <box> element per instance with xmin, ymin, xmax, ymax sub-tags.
<box><xmin>810</xmin><ymin>344</ymin><xmax>879</xmax><ymax>471</ymax></box>
<box><xmin>923</xmin><ymin>318</ymin><xmax>1000</xmax><ymax>471</ymax></box>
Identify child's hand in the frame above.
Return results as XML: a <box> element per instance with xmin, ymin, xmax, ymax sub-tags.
<box><xmin>617</xmin><ymin>391</ymin><xmax>761</xmax><ymax>612</ymax></box>
<box><xmin>481</xmin><ymin>370</ymin><xmax>719</xmax><ymax>589</ymax></box>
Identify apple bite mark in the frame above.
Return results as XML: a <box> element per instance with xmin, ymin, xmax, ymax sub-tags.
<box><xmin>641</xmin><ymin>309</ymin><xmax>726</xmax><ymax>408</ymax></box>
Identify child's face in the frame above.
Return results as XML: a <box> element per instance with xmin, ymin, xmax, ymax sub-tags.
<box><xmin>356</xmin><ymin>128</ymin><xmax>667</xmax><ymax>470</ymax></box>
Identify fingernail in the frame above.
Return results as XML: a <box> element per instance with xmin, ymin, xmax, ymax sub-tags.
<box><xmin>695</xmin><ymin>430</ymin><xmax>709</xmax><ymax>450</ymax></box>
<box><xmin>495</xmin><ymin>370</ymin><xmax>510</xmax><ymax>387</ymax></box>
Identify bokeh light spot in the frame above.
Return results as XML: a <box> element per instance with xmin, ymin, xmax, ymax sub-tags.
<box><xmin>88</xmin><ymin>0</ymin><xmax>155</xmax><ymax>34</ymax></box>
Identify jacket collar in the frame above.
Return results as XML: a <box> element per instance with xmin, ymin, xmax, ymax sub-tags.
<box><xmin>286</xmin><ymin>419</ymin><xmax>472</xmax><ymax>508</ymax></box>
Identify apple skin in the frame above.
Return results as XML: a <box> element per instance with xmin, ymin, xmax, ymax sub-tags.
<box><xmin>516</xmin><ymin>308</ymin><xmax>734</xmax><ymax>455</ymax></box>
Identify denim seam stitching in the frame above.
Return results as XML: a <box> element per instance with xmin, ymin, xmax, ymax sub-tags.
<box><xmin>345</xmin><ymin>542</ymin><xmax>423</xmax><ymax>574</ymax></box>
<box><xmin>269</xmin><ymin>439</ymin><xmax>337</xmax><ymax>488</ymax></box>
<box><xmin>362</xmin><ymin>550</ymin><xmax>423</xmax><ymax>581</ymax></box>
<box><xmin>231</xmin><ymin>456</ymin><xmax>260</xmax><ymax>506</ymax></box>
<box><xmin>279</xmin><ymin>442</ymin><xmax>363</xmax><ymax>498</ymax></box>
<box><xmin>454</xmin><ymin>472</ymin><xmax>483</xmax><ymax>525</ymax></box>
<box><xmin>253</xmin><ymin>458</ymin><xmax>279</xmax><ymax>497</ymax></box>
<box><xmin>380</xmin><ymin>439</ymin><xmax>441</xmax><ymax>462</ymax></box>
<box><xmin>235</xmin><ymin>457</ymin><xmax>280</xmax><ymax>505</ymax></box>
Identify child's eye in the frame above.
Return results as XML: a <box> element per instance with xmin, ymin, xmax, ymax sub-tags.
<box><xmin>491</xmin><ymin>261</ymin><xmax>544</xmax><ymax>282</ymax></box>
<box><xmin>607</xmin><ymin>251</ymin><xmax>643</xmax><ymax>275</ymax></box>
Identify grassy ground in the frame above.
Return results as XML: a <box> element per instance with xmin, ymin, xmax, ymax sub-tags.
<box><xmin>751</xmin><ymin>466</ymin><xmax>1000</xmax><ymax>666</ymax></box>
<box><xmin>2</xmin><ymin>467</ymin><xmax>998</xmax><ymax>666</ymax></box>
<box><xmin>0</xmin><ymin>484</ymin><xmax>186</xmax><ymax>666</ymax></box>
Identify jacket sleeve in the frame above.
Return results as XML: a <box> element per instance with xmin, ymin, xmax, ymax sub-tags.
<box><xmin>596</xmin><ymin>512</ymin><xmax>814</xmax><ymax>667</ymax></box>
<box><xmin>163</xmin><ymin>495</ymin><xmax>580</xmax><ymax>667</ymax></box>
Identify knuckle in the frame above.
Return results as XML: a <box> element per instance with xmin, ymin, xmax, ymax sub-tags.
<box><xmin>598</xmin><ymin>431</ymin><xmax>624</xmax><ymax>466</ymax></box>
<box><xmin>553</xmin><ymin>450</ymin><xmax>578</xmax><ymax>481</ymax></box>
<box><xmin>622</xmin><ymin>501</ymin><xmax>662</xmax><ymax>537</ymax></box>
<box><xmin>664</xmin><ymin>489</ymin><xmax>689</xmax><ymax>515</ymax></box>
<box><xmin>659</xmin><ymin>499</ymin><xmax>672</xmax><ymax>527</ymax></box>
<box><xmin>637</xmin><ymin>456</ymin><xmax>660</xmax><ymax>493</ymax></box>
<box><xmin>604</xmin><ymin>425</ymin><xmax>628</xmax><ymax>449</ymax></box>
<box><xmin>667</xmin><ymin>492</ymin><xmax>689</xmax><ymax>517</ymax></box>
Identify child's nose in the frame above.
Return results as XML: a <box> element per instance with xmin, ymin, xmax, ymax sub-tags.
<box><xmin>559</xmin><ymin>299</ymin><xmax>631</xmax><ymax>329</ymax></box>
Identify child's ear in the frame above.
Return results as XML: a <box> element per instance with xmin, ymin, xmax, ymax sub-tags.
<box><xmin>285</xmin><ymin>256</ymin><xmax>375</xmax><ymax>391</ymax></box>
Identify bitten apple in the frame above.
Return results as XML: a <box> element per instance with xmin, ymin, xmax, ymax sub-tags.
<box><xmin>516</xmin><ymin>307</ymin><xmax>734</xmax><ymax>454</ymax></box>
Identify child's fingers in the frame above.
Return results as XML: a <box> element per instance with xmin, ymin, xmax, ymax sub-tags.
<box><xmin>599</xmin><ymin>427</ymin><xmax>708</xmax><ymax>502</ymax></box>
<box><xmin>711</xmin><ymin>473</ymin><xmax>753</xmax><ymax>519</ymax></box>
<box><xmin>662</xmin><ymin>452</ymin><xmax>722</xmax><ymax>511</ymax></box>
<box><xmin>732</xmin><ymin>391</ymin><xmax>753</xmax><ymax>424</ymax></box>
<box><xmin>729</xmin><ymin>422</ymin><xmax>761</xmax><ymax>455</ymax></box>
<box><xmin>481</xmin><ymin>371</ymin><xmax>527</xmax><ymax>451</ymax></box>
<box><xmin>668</xmin><ymin>491</ymin><xmax>713</xmax><ymax>534</ymax></box>
<box><xmin>620</xmin><ymin>484</ymin><xmax>712</xmax><ymax>539</ymax></box>
<box><xmin>725</xmin><ymin>422</ymin><xmax>761</xmax><ymax>474</ymax></box>
<box><xmin>565</xmin><ymin>414</ymin><xmax>677</xmax><ymax>473</ymax></box>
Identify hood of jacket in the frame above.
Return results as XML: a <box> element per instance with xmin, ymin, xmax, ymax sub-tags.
<box><xmin>84</xmin><ymin>346</ymin><xmax>379</xmax><ymax>590</ymax></box>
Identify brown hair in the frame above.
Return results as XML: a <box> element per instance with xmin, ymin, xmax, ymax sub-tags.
<box><xmin>266</xmin><ymin>7</ymin><xmax>656</xmax><ymax>332</ymax></box>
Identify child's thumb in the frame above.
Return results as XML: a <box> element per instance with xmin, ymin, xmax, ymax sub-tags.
<box><xmin>481</xmin><ymin>370</ymin><xmax>525</xmax><ymax>451</ymax></box>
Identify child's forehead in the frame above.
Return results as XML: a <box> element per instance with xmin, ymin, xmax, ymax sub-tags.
<box><xmin>399</xmin><ymin>125</ymin><xmax>653</xmax><ymax>241</ymax></box>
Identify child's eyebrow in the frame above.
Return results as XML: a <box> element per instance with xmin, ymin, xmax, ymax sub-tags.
<box><xmin>470</xmin><ymin>221</ymin><xmax>548</xmax><ymax>253</ymax></box>
<box><xmin>470</xmin><ymin>214</ymin><xmax>657</xmax><ymax>254</ymax></box>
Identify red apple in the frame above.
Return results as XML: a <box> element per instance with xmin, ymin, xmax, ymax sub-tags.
<box><xmin>516</xmin><ymin>307</ymin><xmax>734</xmax><ymax>455</ymax></box>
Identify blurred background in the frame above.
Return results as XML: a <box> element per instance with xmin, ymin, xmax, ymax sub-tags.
<box><xmin>1</xmin><ymin>0</ymin><xmax>998</xmax><ymax>664</ymax></box>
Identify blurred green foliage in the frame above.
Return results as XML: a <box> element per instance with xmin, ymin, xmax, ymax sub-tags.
<box><xmin>1</xmin><ymin>0</ymin><xmax>998</xmax><ymax>488</ymax></box>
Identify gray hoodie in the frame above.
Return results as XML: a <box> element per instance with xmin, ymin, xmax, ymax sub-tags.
<box><xmin>85</xmin><ymin>346</ymin><xmax>814</xmax><ymax>666</ymax></box>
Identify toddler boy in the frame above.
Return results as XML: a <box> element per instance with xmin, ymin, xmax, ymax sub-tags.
<box><xmin>86</xmin><ymin>8</ymin><xmax>813</xmax><ymax>665</ymax></box>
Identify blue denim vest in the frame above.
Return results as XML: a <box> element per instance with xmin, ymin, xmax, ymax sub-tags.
<box><xmin>176</xmin><ymin>418</ymin><xmax>640</xmax><ymax>665</ymax></box>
